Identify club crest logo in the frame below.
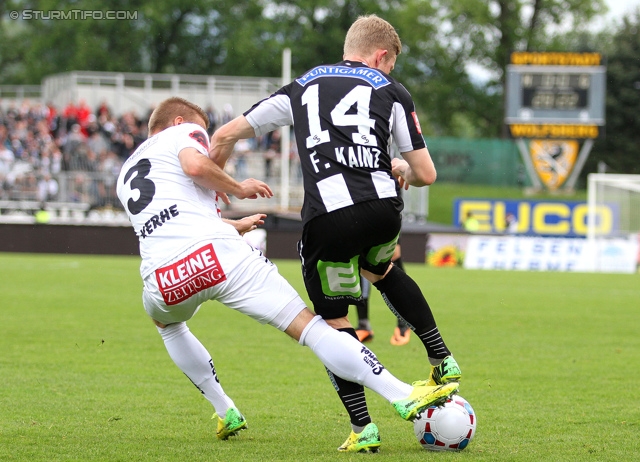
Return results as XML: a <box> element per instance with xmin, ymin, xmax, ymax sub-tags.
<box><xmin>529</xmin><ymin>140</ymin><xmax>578</xmax><ymax>190</ymax></box>
<box><xmin>189</xmin><ymin>130</ymin><xmax>209</xmax><ymax>151</ymax></box>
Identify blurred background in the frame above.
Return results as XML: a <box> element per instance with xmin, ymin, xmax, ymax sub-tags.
<box><xmin>0</xmin><ymin>0</ymin><xmax>638</xmax><ymax>271</ymax></box>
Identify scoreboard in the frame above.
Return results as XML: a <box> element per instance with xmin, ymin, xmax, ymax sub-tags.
<box><xmin>520</xmin><ymin>73</ymin><xmax>590</xmax><ymax>111</ymax></box>
<box><xmin>505</xmin><ymin>52</ymin><xmax>606</xmax><ymax>138</ymax></box>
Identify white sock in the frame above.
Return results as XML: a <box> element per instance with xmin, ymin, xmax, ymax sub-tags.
<box><xmin>299</xmin><ymin>316</ymin><xmax>412</xmax><ymax>402</ymax></box>
<box><xmin>157</xmin><ymin>322</ymin><xmax>235</xmax><ymax>416</ymax></box>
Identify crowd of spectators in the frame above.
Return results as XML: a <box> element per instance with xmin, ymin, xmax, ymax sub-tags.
<box><xmin>0</xmin><ymin>99</ymin><xmax>148</xmax><ymax>207</ymax></box>
<box><xmin>0</xmin><ymin>99</ymin><xmax>301</xmax><ymax>212</ymax></box>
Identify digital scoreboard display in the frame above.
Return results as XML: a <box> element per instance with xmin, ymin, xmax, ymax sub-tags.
<box><xmin>521</xmin><ymin>73</ymin><xmax>590</xmax><ymax>110</ymax></box>
<box><xmin>504</xmin><ymin>52</ymin><xmax>606</xmax><ymax>138</ymax></box>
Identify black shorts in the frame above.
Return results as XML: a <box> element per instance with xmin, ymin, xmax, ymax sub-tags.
<box><xmin>298</xmin><ymin>198</ymin><xmax>403</xmax><ymax>319</ymax></box>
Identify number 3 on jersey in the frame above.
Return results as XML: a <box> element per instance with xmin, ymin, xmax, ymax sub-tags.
<box><xmin>302</xmin><ymin>84</ymin><xmax>377</xmax><ymax>149</ymax></box>
<box><xmin>123</xmin><ymin>158</ymin><xmax>156</xmax><ymax>215</ymax></box>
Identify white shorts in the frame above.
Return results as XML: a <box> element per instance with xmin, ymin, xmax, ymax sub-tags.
<box><xmin>142</xmin><ymin>238</ymin><xmax>306</xmax><ymax>330</ymax></box>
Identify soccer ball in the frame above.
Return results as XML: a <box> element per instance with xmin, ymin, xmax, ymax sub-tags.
<box><xmin>413</xmin><ymin>395</ymin><xmax>477</xmax><ymax>451</ymax></box>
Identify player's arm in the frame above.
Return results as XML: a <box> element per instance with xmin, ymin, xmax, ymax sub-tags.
<box><xmin>209</xmin><ymin>116</ymin><xmax>256</xmax><ymax>168</ymax></box>
<box><xmin>390</xmin><ymin>83</ymin><xmax>436</xmax><ymax>188</ymax></box>
<box><xmin>179</xmin><ymin>147</ymin><xmax>272</xmax><ymax>199</ymax></box>
<box><xmin>222</xmin><ymin>213</ymin><xmax>266</xmax><ymax>236</ymax></box>
<box><xmin>391</xmin><ymin>147</ymin><xmax>437</xmax><ymax>189</ymax></box>
<box><xmin>211</xmin><ymin>88</ymin><xmax>293</xmax><ymax>166</ymax></box>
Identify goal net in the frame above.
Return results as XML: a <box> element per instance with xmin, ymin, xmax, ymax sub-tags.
<box><xmin>586</xmin><ymin>173</ymin><xmax>640</xmax><ymax>272</ymax></box>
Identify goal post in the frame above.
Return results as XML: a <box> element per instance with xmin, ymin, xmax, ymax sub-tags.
<box><xmin>587</xmin><ymin>173</ymin><xmax>640</xmax><ymax>272</ymax></box>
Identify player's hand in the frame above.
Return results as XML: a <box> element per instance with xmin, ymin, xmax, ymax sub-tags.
<box><xmin>232</xmin><ymin>213</ymin><xmax>267</xmax><ymax>235</ymax></box>
<box><xmin>236</xmin><ymin>178</ymin><xmax>273</xmax><ymax>200</ymax></box>
<box><xmin>216</xmin><ymin>191</ymin><xmax>231</xmax><ymax>205</ymax></box>
<box><xmin>391</xmin><ymin>158</ymin><xmax>410</xmax><ymax>190</ymax></box>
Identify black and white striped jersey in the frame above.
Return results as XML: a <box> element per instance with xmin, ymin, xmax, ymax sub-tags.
<box><xmin>244</xmin><ymin>60</ymin><xmax>426</xmax><ymax>224</ymax></box>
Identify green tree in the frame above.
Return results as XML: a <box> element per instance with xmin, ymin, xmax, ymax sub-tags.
<box><xmin>1</xmin><ymin>0</ymin><xmax>614</xmax><ymax>142</ymax></box>
<box><xmin>0</xmin><ymin>0</ymin><xmax>149</xmax><ymax>83</ymax></box>
<box><xmin>137</xmin><ymin>0</ymin><xmax>271</xmax><ymax>76</ymax></box>
<box><xmin>262</xmin><ymin>0</ymin><xmax>380</xmax><ymax>73</ymax></box>
<box><xmin>411</xmin><ymin>0</ymin><xmax>608</xmax><ymax>137</ymax></box>
<box><xmin>585</xmin><ymin>11</ymin><xmax>640</xmax><ymax>176</ymax></box>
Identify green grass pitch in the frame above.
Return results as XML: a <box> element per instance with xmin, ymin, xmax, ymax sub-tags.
<box><xmin>1</xmin><ymin>252</ymin><xmax>638</xmax><ymax>461</ymax></box>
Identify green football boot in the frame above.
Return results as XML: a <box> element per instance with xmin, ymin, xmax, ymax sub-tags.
<box><xmin>337</xmin><ymin>422</ymin><xmax>381</xmax><ymax>453</ymax></box>
<box><xmin>392</xmin><ymin>381</ymin><xmax>459</xmax><ymax>421</ymax></box>
<box><xmin>213</xmin><ymin>407</ymin><xmax>247</xmax><ymax>440</ymax></box>
<box><xmin>429</xmin><ymin>355</ymin><xmax>462</xmax><ymax>386</ymax></box>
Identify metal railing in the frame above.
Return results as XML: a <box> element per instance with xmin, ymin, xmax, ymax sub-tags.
<box><xmin>0</xmin><ymin>161</ymin><xmax>428</xmax><ymax>225</ymax></box>
<box><xmin>0</xmin><ymin>85</ymin><xmax>43</xmax><ymax>107</ymax></box>
<box><xmin>42</xmin><ymin>71</ymin><xmax>281</xmax><ymax>116</ymax></box>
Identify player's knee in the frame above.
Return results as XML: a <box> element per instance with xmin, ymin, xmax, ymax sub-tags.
<box><xmin>153</xmin><ymin>318</ymin><xmax>168</xmax><ymax>328</ymax></box>
<box><xmin>361</xmin><ymin>267</ymin><xmax>387</xmax><ymax>284</ymax></box>
<box><xmin>156</xmin><ymin>321</ymin><xmax>188</xmax><ymax>340</ymax></box>
<box><xmin>324</xmin><ymin>316</ymin><xmax>351</xmax><ymax>330</ymax></box>
<box><xmin>283</xmin><ymin>307</ymin><xmax>316</xmax><ymax>341</ymax></box>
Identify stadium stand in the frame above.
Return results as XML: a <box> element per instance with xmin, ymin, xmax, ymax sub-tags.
<box><xmin>0</xmin><ymin>98</ymin><xmax>304</xmax><ymax>224</ymax></box>
<box><xmin>0</xmin><ymin>98</ymin><xmax>143</xmax><ymax>221</ymax></box>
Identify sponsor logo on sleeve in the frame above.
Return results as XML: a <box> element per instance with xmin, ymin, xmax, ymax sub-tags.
<box><xmin>155</xmin><ymin>243</ymin><xmax>226</xmax><ymax>305</ymax></box>
<box><xmin>411</xmin><ymin>112</ymin><xmax>422</xmax><ymax>134</ymax></box>
<box><xmin>189</xmin><ymin>130</ymin><xmax>209</xmax><ymax>151</ymax></box>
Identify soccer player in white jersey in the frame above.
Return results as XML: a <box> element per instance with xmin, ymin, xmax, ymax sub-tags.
<box><xmin>116</xmin><ymin>97</ymin><xmax>458</xmax><ymax>448</ymax></box>
<box><xmin>210</xmin><ymin>15</ymin><xmax>463</xmax><ymax>452</ymax></box>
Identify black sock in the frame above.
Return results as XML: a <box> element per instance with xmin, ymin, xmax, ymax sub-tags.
<box><xmin>354</xmin><ymin>298</ymin><xmax>369</xmax><ymax>325</ymax></box>
<box><xmin>326</xmin><ymin>327</ymin><xmax>372</xmax><ymax>429</ymax></box>
<box><xmin>391</xmin><ymin>257</ymin><xmax>409</xmax><ymax>333</ymax></box>
<box><xmin>391</xmin><ymin>258</ymin><xmax>409</xmax><ymax>330</ymax></box>
<box><xmin>373</xmin><ymin>265</ymin><xmax>450</xmax><ymax>359</ymax></box>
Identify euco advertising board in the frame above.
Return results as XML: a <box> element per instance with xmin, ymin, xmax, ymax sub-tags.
<box><xmin>454</xmin><ymin>199</ymin><xmax>617</xmax><ymax>237</ymax></box>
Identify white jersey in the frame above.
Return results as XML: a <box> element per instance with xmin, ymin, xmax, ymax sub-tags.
<box><xmin>116</xmin><ymin>123</ymin><xmax>241</xmax><ymax>278</ymax></box>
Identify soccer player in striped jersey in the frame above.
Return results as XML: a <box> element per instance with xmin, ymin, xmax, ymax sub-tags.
<box><xmin>117</xmin><ymin>97</ymin><xmax>458</xmax><ymax>451</ymax></box>
<box><xmin>211</xmin><ymin>14</ymin><xmax>462</xmax><ymax>452</ymax></box>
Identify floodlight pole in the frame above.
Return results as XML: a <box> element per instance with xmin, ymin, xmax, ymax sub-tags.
<box><xmin>515</xmin><ymin>139</ymin><xmax>543</xmax><ymax>189</ymax></box>
<box><xmin>280</xmin><ymin>48</ymin><xmax>292</xmax><ymax>210</ymax></box>
<box><xmin>564</xmin><ymin>139</ymin><xmax>594</xmax><ymax>191</ymax></box>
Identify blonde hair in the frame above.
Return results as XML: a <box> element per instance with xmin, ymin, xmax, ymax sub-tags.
<box><xmin>343</xmin><ymin>14</ymin><xmax>402</xmax><ymax>59</ymax></box>
<box><xmin>148</xmin><ymin>97</ymin><xmax>209</xmax><ymax>134</ymax></box>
